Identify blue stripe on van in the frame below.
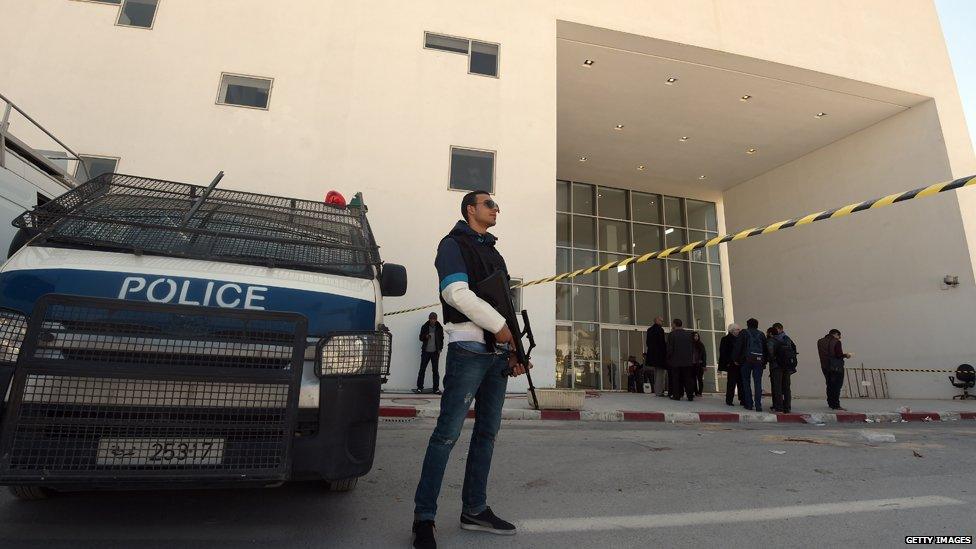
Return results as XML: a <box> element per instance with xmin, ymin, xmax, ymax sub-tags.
<box><xmin>0</xmin><ymin>268</ymin><xmax>375</xmax><ymax>335</ymax></box>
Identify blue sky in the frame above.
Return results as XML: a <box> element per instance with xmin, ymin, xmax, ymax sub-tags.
<box><xmin>936</xmin><ymin>0</ymin><xmax>976</xmax><ymax>152</ymax></box>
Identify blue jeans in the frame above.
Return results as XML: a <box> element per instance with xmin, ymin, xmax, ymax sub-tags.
<box><xmin>414</xmin><ymin>341</ymin><xmax>509</xmax><ymax>521</ymax></box>
<box><xmin>740</xmin><ymin>361</ymin><xmax>765</xmax><ymax>410</ymax></box>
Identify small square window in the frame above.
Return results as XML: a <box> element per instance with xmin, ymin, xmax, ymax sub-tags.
<box><xmin>449</xmin><ymin>147</ymin><xmax>494</xmax><ymax>193</ymax></box>
<box><xmin>469</xmin><ymin>41</ymin><xmax>499</xmax><ymax>77</ymax></box>
<box><xmin>217</xmin><ymin>74</ymin><xmax>273</xmax><ymax>109</ymax></box>
<box><xmin>425</xmin><ymin>33</ymin><xmax>469</xmax><ymax>54</ymax></box>
<box><xmin>76</xmin><ymin>155</ymin><xmax>119</xmax><ymax>181</ymax></box>
<box><xmin>117</xmin><ymin>0</ymin><xmax>158</xmax><ymax>29</ymax></box>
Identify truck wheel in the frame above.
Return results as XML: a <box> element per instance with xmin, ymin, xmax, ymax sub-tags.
<box><xmin>325</xmin><ymin>477</ymin><xmax>358</xmax><ymax>492</ymax></box>
<box><xmin>7</xmin><ymin>486</ymin><xmax>51</xmax><ymax>500</ymax></box>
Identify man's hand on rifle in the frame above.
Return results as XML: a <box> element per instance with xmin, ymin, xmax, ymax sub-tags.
<box><xmin>507</xmin><ymin>354</ymin><xmax>532</xmax><ymax>377</ymax></box>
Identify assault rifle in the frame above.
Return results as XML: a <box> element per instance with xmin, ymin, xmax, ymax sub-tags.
<box><xmin>477</xmin><ymin>270</ymin><xmax>539</xmax><ymax>409</ymax></box>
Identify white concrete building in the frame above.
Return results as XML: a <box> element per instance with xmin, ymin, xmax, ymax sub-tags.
<box><xmin>1</xmin><ymin>0</ymin><xmax>974</xmax><ymax>398</ymax></box>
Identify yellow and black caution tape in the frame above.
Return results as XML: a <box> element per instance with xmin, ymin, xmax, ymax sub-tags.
<box><xmin>867</xmin><ymin>368</ymin><xmax>954</xmax><ymax>373</ymax></box>
<box><xmin>384</xmin><ymin>174</ymin><xmax>976</xmax><ymax>316</ymax></box>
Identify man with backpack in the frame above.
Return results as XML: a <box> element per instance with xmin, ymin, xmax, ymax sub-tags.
<box><xmin>768</xmin><ymin>322</ymin><xmax>798</xmax><ymax>413</ymax></box>
<box><xmin>733</xmin><ymin>318</ymin><xmax>767</xmax><ymax>411</ymax></box>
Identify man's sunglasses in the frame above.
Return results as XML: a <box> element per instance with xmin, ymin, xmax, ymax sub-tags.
<box><xmin>475</xmin><ymin>199</ymin><xmax>500</xmax><ymax>211</ymax></box>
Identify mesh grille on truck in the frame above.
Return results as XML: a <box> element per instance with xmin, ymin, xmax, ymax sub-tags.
<box><xmin>0</xmin><ymin>295</ymin><xmax>306</xmax><ymax>483</ymax></box>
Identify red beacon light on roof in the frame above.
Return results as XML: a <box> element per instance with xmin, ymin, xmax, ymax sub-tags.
<box><xmin>324</xmin><ymin>190</ymin><xmax>347</xmax><ymax>207</ymax></box>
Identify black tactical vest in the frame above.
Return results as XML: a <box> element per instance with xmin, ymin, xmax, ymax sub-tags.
<box><xmin>439</xmin><ymin>232</ymin><xmax>509</xmax><ymax>346</ymax></box>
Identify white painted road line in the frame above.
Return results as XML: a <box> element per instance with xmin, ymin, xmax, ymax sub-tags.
<box><xmin>518</xmin><ymin>496</ymin><xmax>966</xmax><ymax>533</ymax></box>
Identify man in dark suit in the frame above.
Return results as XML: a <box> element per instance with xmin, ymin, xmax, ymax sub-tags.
<box><xmin>666</xmin><ymin>318</ymin><xmax>697</xmax><ymax>401</ymax></box>
<box><xmin>645</xmin><ymin>316</ymin><xmax>668</xmax><ymax>396</ymax></box>
<box><xmin>416</xmin><ymin>312</ymin><xmax>445</xmax><ymax>393</ymax></box>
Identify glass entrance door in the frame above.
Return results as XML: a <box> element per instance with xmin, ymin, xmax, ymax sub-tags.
<box><xmin>601</xmin><ymin>327</ymin><xmax>647</xmax><ymax>390</ymax></box>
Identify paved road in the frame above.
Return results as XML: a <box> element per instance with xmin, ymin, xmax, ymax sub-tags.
<box><xmin>1</xmin><ymin>420</ymin><xmax>974</xmax><ymax>548</ymax></box>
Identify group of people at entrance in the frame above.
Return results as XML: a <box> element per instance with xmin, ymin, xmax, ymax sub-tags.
<box><xmin>713</xmin><ymin>319</ymin><xmax>798</xmax><ymax>412</ymax></box>
<box><xmin>642</xmin><ymin>316</ymin><xmax>851</xmax><ymax>412</ymax></box>
<box><xmin>715</xmin><ymin>321</ymin><xmax>852</xmax><ymax>412</ymax></box>
<box><xmin>641</xmin><ymin>317</ymin><xmax>708</xmax><ymax>401</ymax></box>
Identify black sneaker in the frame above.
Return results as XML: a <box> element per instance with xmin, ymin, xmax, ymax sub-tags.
<box><xmin>412</xmin><ymin>520</ymin><xmax>436</xmax><ymax>549</ymax></box>
<box><xmin>460</xmin><ymin>507</ymin><xmax>516</xmax><ymax>535</ymax></box>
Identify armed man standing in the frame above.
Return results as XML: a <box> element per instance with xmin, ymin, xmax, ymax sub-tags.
<box><xmin>412</xmin><ymin>190</ymin><xmax>529</xmax><ymax>549</ymax></box>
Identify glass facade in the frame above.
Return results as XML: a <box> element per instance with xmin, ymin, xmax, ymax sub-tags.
<box><xmin>555</xmin><ymin>180</ymin><xmax>725</xmax><ymax>390</ymax></box>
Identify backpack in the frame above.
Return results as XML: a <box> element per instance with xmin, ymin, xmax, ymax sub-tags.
<box><xmin>744</xmin><ymin>330</ymin><xmax>765</xmax><ymax>366</ymax></box>
<box><xmin>775</xmin><ymin>337</ymin><xmax>798</xmax><ymax>370</ymax></box>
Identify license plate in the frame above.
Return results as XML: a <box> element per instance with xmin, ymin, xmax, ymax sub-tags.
<box><xmin>96</xmin><ymin>438</ymin><xmax>225</xmax><ymax>466</ymax></box>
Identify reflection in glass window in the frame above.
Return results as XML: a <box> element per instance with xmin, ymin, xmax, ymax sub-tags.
<box><xmin>665</xmin><ymin>226</ymin><xmax>687</xmax><ymax>249</ymax></box>
<box><xmin>633</xmin><ymin>224</ymin><xmax>662</xmax><ymax>254</ymax></box>
<box><xmin>599</xmin><ymin>253</ymin><xmax>633</xmax><ymax>289</ymax></box>
<box><xmin>664</xmin><ymin>196</ymin><xmax>684</xmax><ymax>227</ymax></box>
<box><xmin>557</xmin><ymin>213</ymin><xmax>571</xmax><ymax>247</ymax></box>
<box><xmin>470</xmin><ymin>41</ymin><xmax>499</xmax><ymax>76</ymax></box>
<box><xmin>687</xmin><ymin>199</ymin><xmax>718</xmax><ymax>231</ymax></box>
<box><xmin>425</xmin><ymin>33</ymin><xmax>469</xmax><ymax>54</ymax></box>
<box><xmin>556</xmin><ymin>284</ymin><xmax>572</xmax><ymax>320</ymax></box>
<box><xmin>572</xmin><ymin>183</ymin><xmax>595</xmax><ymax>215</ymax></box>
<box><xmin>117</xmin><ymin>0</ymin><xmax>158</xmax><ymax>28</ymax></box>
<box><xmin>636</xmin><ymin>292</ymin><xmax>667</xmax><ymax>326</ymax></box>
<box><xmin>632</xmin><ymin>192</ymin><xmax>662</xmax><ymax>224</ymax></box>
<box><xmin>688</xmin><ymin>230</ymin><xmax>711</xmax><ymax>262</ymax></box>
<box><xmin>449</xmin><ymin>147</ymin><xmax>494</xmax><ymax>192</ymax></box>
<box><xmin>601</xmin><ymin>289</ymin><xmax>634</xmax><ymax>325</ymax></box>
<box><xmin>634</xmin><ymin>259</ymin><xmax>666</xmax><ymax>291</ymax></box>
<box><xmin>572</xmin><ymin>216</ymin><xmax>596</xmax><ymax>250</ymax></box>
<box><xmin>557</xmin><ymin>180</ymin><xmax>571</xmax><ymax>212</ymax></box>
<box><xmin>599</xmin><ymin>219</ymin><xmax>630</xmax><ymax>253</ymax></box>
<box><xmin>573</xmin><ymin>287</ymin><xmax>598</xmax><ymax>322</ymax></box>
<box><xmin>573</xmin><ymin>249</ymin><xmax>598</xmax><ymax>285</ymax></box>
<box><xmin>670</xmin><ymin>294</ymin><xmax>691</xmax><ymax>325</ymax></box>
<box><xmin>667</xmin><ymin>261</ymin><xmax>689</xmax><ymax>293</ymax></box>
<box><xmin>217</xmin><ymin>74</ymin><xmax>272</xmax><ymax>109</ymax></box>
<box><xmin>693</xmin><ymin>296</ymin><xmax>712</xmax><ymax>330</ymax></box>
<box><xmin>709</xmin><ymin>264</ymin><xmax>723</xmax><ymax>296</ymax></box>
<box><xmin>598</xmin><ymin>187</ymin><xmax>628</xmax><ymax>219</ymax></box>
<box><xmin>690</xmin><ymin>262</ymin><xmax>710</xmax><ymax>295</ymax></box>
<box><xmin>712</xmin><ymin>298</ymin><xmax>725</xmax><ymax>331</ymax></box>
<box><xmin>556</xmin><ymin>326</ymin><xmax>573</xmax><ymax>388</ymax></box>
<box><xmin>556</xmin><ymin>247</ymin><xmax>570</xmax><ymax>274</ymax></box>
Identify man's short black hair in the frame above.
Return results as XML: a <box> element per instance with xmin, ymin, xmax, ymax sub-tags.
<box><xmin>428</xmin><ymin>312</ymin><xmax>437</xmax><ymax>319</ymax></box>
<box><xmin>746</xmin><ymin>318</ymin><xmax>759</xmax><ymax>329</ymax></box>
<box><xmin>672</xmin><ymin>318</ymin><xmax>683</xmax><ymax>327</ymax></box>
<box><xmin>461</xmin><ymin>190</ymin><xmax>490</xmax><ymax>222</ymax></box>
<box><xmin>772</xmin><ymin>322</ymin><xmax>783</xmax><ymax>331</ymax></box>
<box><xmin>829</xmin><ymin>328</ymin><xmax>841</xmax><ymax>336</ymax></box>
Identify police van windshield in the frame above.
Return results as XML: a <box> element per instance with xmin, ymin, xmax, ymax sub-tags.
<box><xmin>13</xmin><ymin>174</ymin><xmax>381</xmax><ymax>279</ymax></box>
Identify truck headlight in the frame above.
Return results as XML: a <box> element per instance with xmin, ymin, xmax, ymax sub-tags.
<box><xmin>0</xmin><ymin>309</ymin><xmax>28</xmax><ymax>365</ymax></box>
<box><xmin>316</xmin><ymin>331</ymin><xmax>392</xmax><ymax>377</ymax></box>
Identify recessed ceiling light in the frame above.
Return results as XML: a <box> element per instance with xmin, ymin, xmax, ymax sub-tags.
<box><xmin>746</xmin><ymin>148</ymin><xmax>758</xmax><ymax>155</ymax></box>
<box><xmin>637</xmin><ymin>165</ymin><xmax>646</xmax><ymax>171</ymax></box>
<box><xmin>583</xmin><ymin>59</ymin><xmax>595</xmax><ymax>66</ymax></box>
<box><xmin>616</xmin><ymin>265</ymin><xmax>627</xmax><ymax>273</ymax></box>
<box><xmin>578</xmin><ymin>155</ymin><xmax>587</xmax><ymax>162</ymax></box>
<box><xmin>664</xmin><ymin>228</ymin><xmax>675</xmax><ymax>235</ymax></box>
<box><xmin>740</xmin><ymin>94</ymin><xmax>752</xmax><ymax>101</ymax></box>
<box><xmin>679</xmin><ymin>136</ymin><xmax>690</xmax><ymax>142</ymax></box>
<box><xmin>815</xmin><ymin>112</ymin><xmax>827</xmax><ymax>118</ymax></box>
<box><xmin>665</xmin><ymin>77</ymin><xmax>678</xmax><ymax>84</ymax></box>
<box><xmin>698</xmin><ymin>175</ymin><xmax>707</xmax><ymax>180</ymax></box>
<box><xmin>614</xmin><ymin>124</ymin><xmax>625</xmax><ymax>130</ymax></box>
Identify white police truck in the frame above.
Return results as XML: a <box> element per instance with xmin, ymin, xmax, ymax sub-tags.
<box><xmin>0</xmin><ymin>173</ymin><xmax>406</xmax><ymax>499</ymax></box>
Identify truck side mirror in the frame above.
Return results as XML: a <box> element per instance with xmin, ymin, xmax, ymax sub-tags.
<box><xmin>380</xmin><ymin>263</ymin><xmax>407</xmax><ymax>297</ymax></box>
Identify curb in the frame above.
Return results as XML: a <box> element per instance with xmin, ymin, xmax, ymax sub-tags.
<box><xmin>381</xmin><ymin>406</ymin><xmax>976</xmax><ymax>424</ymax></box>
